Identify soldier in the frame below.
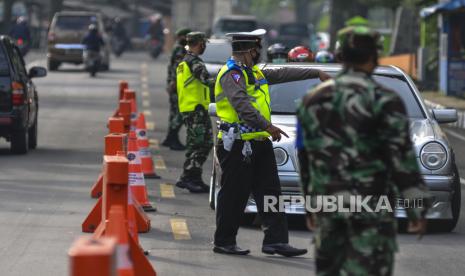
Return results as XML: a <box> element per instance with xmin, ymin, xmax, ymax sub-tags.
<box><xmin>213</xmin><ymin>29</ymin><xmax>330</xmax><ymax>256</ymax></box>
<box><xmin>161</xmin><ymin>28</ymin><xmax>191</xmax><ymax>150</ymax></box>
<box><xmin>296</xmin><ymin>26</ymin><xmax>432</xmax><ymax>275</ymax></box>
<box><xmin>175</xmin><ymin>32</ymin><xmax>214</xmax><ymax>193</ymax></box>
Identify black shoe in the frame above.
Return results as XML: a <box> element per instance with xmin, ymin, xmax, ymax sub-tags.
<box><xmin>262</xmin><ymin>243</ymin><xmax>307</xmax><ymax>257</ymax></box>
<box><xmin>170</xmin><ymin>138</ymin><xmax>186</xmax><ymax>151</ymax></box>
<box><xmin>213</xmin><ymin>245</ymin><xmax>250</xmax><ymax>255</ymax></box>
<box><xmin>161</xmin><ymin>131</ymin><xmax>175</xmax><ymax>147</ymax></box>
<box><xmin>193</xmin><ymin>180</ymin><xmax>209</xmax><ymax>192</ymax></box>
<box><xmin>176</xmin><ymin>180</ymin><xmax>207</xmax><ymax>193</ymax></box>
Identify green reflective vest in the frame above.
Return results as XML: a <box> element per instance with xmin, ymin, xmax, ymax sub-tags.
<box><xmin>215</xmin><ymin>63</ymin><xmax>271</xmax><ymax>140</ymax></box>
<box><xmin>176</xmin><ymin>60</ymin><xmax>210</xmax><ymax>113</ymax></box>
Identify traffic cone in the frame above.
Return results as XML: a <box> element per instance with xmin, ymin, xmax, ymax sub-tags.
<box><xmin>137</xmin><ymin>113</ymin><xmax>160</xmax><ymax>179</ymax></box>
<box><xmin>127</xmin><ymin>131</ymin><xmax>156</xmax><ymax>212</ymax></box>
<box><xmin>123</xmin><ymin>89</ymin><xmax>137</xmax><ymax>131</ymax></box>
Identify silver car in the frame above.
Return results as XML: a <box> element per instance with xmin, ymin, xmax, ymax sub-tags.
<box><xmin>208</xmin><ymin>63</ymin><xmax>461</xmax><ymax>232</ymax></box>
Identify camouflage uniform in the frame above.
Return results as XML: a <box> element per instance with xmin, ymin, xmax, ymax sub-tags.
<box><xmin>166</xmin><ymin>43</ymin><xmax>186</xmax><ymax>134</ymax></box>
<box><xmin>296</xmin><ymin>27</ymin><xmax>432</xmax><ymax>276</ymax></box>
<box><xmin>179</xmin><ymin>51</ymin><xmax>214</xmax><ymax>182</ymax></box>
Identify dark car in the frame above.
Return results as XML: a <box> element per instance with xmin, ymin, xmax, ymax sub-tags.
<box><xmin>271</xmin><ymin>23</ymin><xmax>311</xmax><ymax>49</ymax></box>
<box><xmin>0</xmin><ymin>36</ymin><xmax>47</xmax><ymax>154</ymax></box>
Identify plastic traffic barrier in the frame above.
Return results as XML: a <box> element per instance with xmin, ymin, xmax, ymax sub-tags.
<box><xmin>69</xmin><ymin>236</ymin><xmax>117</xmax><ymax>276</ymax></box>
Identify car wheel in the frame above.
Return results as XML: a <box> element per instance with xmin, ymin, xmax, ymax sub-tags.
<box><xmin>28</xmin><ymin>117</ymin><xmax>38</xmax><ymax>149</ymax></box>
<box><xmin>10</xmin><ymin>128</ymin><xmax>29</xmax><ymax>154</ymax></box>
<box><xmin>48</xmin><ymin>60</ymin><xmax>59</xmax><ymax>71</ymax></box>
<box><xmin>430</xmin><ymin>165</ymin><xmax>461</xmax><ymax>232</ymax></box>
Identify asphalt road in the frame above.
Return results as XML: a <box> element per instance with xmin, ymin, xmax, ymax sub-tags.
<box><xmin>0</xmin><ymin>52</ymin><xmax>464</xmax><ymax>275</ymax></box>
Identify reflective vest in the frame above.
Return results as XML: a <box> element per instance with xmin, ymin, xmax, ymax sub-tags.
<box><xmin>176</xmin><ymin>60</ymin><xmax>210</xmax><ymax>113</ymax></box>
<box><xmin>214</xmin><ymin>59</ymin><xmax>271</xmax><ymax>140</ymax></box>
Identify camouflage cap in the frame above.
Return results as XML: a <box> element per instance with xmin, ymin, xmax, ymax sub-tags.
<box><xmin>176</xmin><ymin>28</ymin><xmax>192</xmax><ymax>37</ymax></box>
<box><xmin>186</xmin><ymin>32</ymin><xmax>208</xmax><ymax>43</ymax></box>
<box><xmin>337</xmin><ymin>26</ymin><xmax>382</xmax><ymax>51</ymax></box>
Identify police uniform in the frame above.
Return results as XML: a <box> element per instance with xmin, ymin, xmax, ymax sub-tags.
<box><xmin>162</xmin><ymin>28</ymin><xmax>191</xmax><ymax>150</ymax></box>
<box><xmin>296</xmin><ymin>26</ymin><xmax>432</xmax><ymax>275</ymax></box>
<box><xmin>176</xmin><ymin>32</ymin><xmax>214</xmax><ymax>193</ymax></box>
<box><xmin>213</xmin><ymin>29</ymin><xmax>323</xmax><ymax>256</ymax></box>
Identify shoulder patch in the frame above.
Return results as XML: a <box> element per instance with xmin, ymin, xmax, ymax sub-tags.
<box><xmin>231</xmin><ymin>72</ymin><xmax>241</xmax><ymax>83</ymax></box>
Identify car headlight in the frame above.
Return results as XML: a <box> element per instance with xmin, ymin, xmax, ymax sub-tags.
<box><xmin>420</xmin><ymin>142</ymin><xmax>447</xmax><ymax>170</ymax></box>
<box><xmin>274</xmin><ymin>147</ymin><xmax>289</xmax><ymax>166</ymax></box>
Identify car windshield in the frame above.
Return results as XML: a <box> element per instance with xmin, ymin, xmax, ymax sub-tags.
<box><xmin>220</xmin><ymin>20</ymin><xmax>257</xmax><ymax>33</ymax></box>
<box><xmin>269</xmin><ymin>72</ymin><xmax>425</xmax><ymax>118</ymax></box>
<box><xmin>0</xmin><ymin>46</ymin><xmax>10</xmax><ymax>76</ymax></box>
<box><xmin>202</xmin><ymin>42</ymin><xmax>232</xmax><ymax>64</ymax></box>
<box><xmin>55</xmin><ymin>16</ymin><xmax>96</xmax><ymax>30</ymax></box>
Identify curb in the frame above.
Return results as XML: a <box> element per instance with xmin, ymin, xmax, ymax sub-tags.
<box><xmin>424</xmin><ymin>99</ymin><xmax>465</xmax><ymax>129</ymax></box>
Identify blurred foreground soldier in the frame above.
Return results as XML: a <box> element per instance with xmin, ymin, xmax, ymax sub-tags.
<box><xmin>267</xmin><ymin>43</ymin><xmax>288</xmax><ymax>64</ymax></box>
<box><xmin>213</xmin><ymin>29</ymin><xmax>330</xmax><ymax>256</ymax></box>
<box><xmin>288</xmin><ymin>46</ymin><xmax>314</xmax><ymax>62</ymax></box>
<box><xmin>162</xmin><ymin>28</ymin><xmax>191</xmax><ymax>150</ymax></box>
<box><xmin>296</xmin><ymin>26</ymin><xmax>432</xmax><ymax>275</ymax></box>
<box><xmin>175</xmin><ymin>32</ymin><xmax>214</xmax><ymax>193</ymax></box>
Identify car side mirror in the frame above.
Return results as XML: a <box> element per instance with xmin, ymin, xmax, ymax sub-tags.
<box><xmin>432</xmin><ymin>109</ymin><xmax>458</xmax><ymax>124</ymax></box>
<box><xmin>29</xmin><ymin>66</ymin><xmax>47</xmax><ymax>78</ymax></box>
<box><xmin>208</xmin><ymin>103</ymin><xmax>217</xmax><ymax>117</ymax></box>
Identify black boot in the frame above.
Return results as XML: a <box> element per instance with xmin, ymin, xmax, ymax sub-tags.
<box><xmin>162</xmin><ymin>131</ymin><xmax>174</xmax><ymax>147</ymax></box>
<box><xmin>170</xmin><ymin>135</ymin><xmax>186</xmax><ymax>151</ymax></box>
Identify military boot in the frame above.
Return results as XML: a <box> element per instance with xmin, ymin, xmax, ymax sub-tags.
<box><xmin>169</xmin><ymin>135</ymin><xmax>186</xmax><ymax>151</ymax></box>
<box><xmin>161</xmin><ymin>131</ymin><xmax>174</xmax><ymax>147</ymax></box>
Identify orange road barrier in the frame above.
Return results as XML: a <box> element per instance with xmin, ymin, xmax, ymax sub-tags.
<box><xmin>108</xmin><ymin>117</ymin><xmax>126</xmax><ymax>134</ymax></box>
<box><xmin>119</xmin><ymin>81</ymin><xmax>129</xmax><ymax>100</ymax></box>
<box><xmin>84</xmin><ymin>135</ymin><xmax>150</xmax><ymax>233</ymax></box>
<box><xmin>91</xmin><ymin>128</ymin><xmax>127</xmax><ymax>198</ymax></box>
<box><xmin>69</xmin><ymin>236</ymin><xmax>117</xmax><ymax>276</ymax></box>
<box><xmin>106</xmin><ymin>205</ymin><xmax>156</xmax><ymax>276</ymax></box>
<box><xmin>118</xmin><ymin>100</ymin><xmax>132</xmax><ymax>133</ymax></box>
<box><xmin>127</xmin><ymin>131</ymin><xmax>156</xmax><ymax>212</ymax></box>
<box><xmin>137</xmin><ymin>113</ymin><xmax>160</xmax><ymax>179</ymax></box>
<box><xmin>123</xmin><ymin>89</ymin><xmax>138</xmax><ymax>131</ymax></box>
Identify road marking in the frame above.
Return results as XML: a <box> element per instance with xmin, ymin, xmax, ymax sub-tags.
<box><xmin>146</xmin><ymin>122</ymin><xmax>155</xmax><ymax>130</ymax></box>
<box><xmin>142</xmin><ymin>91</ymin><xmax>150</xmax><ymax>97</ymax></box>
<box><xmin>160</xmin><ymin>184</ymin><xmax>175</xmax><ymax>198</ymax></box>
<box><xmin>445</xmin><ymin>129</ymin><xmax>465</xmax><ymax>142</ymax></box>
<box><xmin>149</xmin><ymin>139</ymin><xmax>159</xmax><ymax>150</ymax></box>
<box><xmin>142</xmin><ymin>83</ymin><xmax>148</xmax><ymax>89</ymax></box>
<box><xmin>170</xmin><ymin>219</ymin><xmax>191</xmax><ymax>240</ymax></box>
<box><xmin>143</xmin><ymin>100</ymin><xmax>150</xmax><ymax>108</ymax></box>
<box><xmin>154</xmin><ymin>155</ymin><xmax>166</xmax><ymax>170</ymax></box>
<box><xmin>143</xmin><ymin>110</ymin><xmax>152</xmax><ymax>116</ymax></box>
<box><xmin>141</xmin><ymin>77</ymin><xmax>148</xmax><ymax>83</ymax></box>
<box><xmin>141</xmin><ymin>63</ymin><xmax>148</xmax><ymax>69</ymax></box>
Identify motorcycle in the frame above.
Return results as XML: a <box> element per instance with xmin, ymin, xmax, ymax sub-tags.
<box><xmin>147</xmin><ymin>35</ymin><xmax>164</xmax><ymax>59</ymax></box>
<box><xmin>15</xmin><ymin>38</ymin><xmax>30</xmax><ymax>57</ymax></box>
<box><xmin>111</xmin><ymin>36</ymin><xmax>127</xmax><ymax>57</ymax></box>
<box><xmin>83</xmin><ymin>50</ymin><xmax>101</xmax><ymax>77</ymax></box>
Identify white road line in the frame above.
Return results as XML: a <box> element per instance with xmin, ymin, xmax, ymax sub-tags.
<box><xmin>460</xmin><ymin>178</ymin><xmax>465</xmax><ymax>186</ymax></box>
<box><xmin>445</xmin><ymin>129</ymin><xmax>465</xmax><ymax>142</ymax></box>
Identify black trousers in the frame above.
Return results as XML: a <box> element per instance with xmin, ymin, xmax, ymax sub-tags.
<box><xmin>214</xmin><ymin>139</ymin><xmax>289</xmax><ymax>246</ymax></box>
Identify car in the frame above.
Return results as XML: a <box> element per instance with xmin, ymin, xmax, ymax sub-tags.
<box><xmin>270</xmin><ymin>23</ymin><xmax>312</xmax><ymax>49</ymax></box>
<box><xmin>0</xmin><ymin>36</ymin><xmax>47</xmax><ymax>154</ymax></box>
<box><xmin>208</xmin><ymin>63</ymin><xmax>461</xmax><ymax>232</ymax></box>
<box><xmin>47</xmin><ymin>11</ymin><xmax>111</xmax><ymax>71</ymax></box>
<box><xmin>211</xmin><ymin>15</ymin><xmax>258</xmax><ymax>38</ymax></box>
<box><xmin>202</xmin><ymin>39</ymin><xmax>232</xmax><ymax>77</ymax></box>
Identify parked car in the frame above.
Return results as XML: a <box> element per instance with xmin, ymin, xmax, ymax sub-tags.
<box><xmin>211</xmin><ymin>15</ymin><xmax>257</xmax><ymax>38</ymax></box>
<box><xmin>47</xmin><ymin>11</ymin><xmax>111</xmax><ymax>71</ymax></box>
<box><xmin>0</xmin><ymin>36</ymin><xmax>47</xmax><ymax>154</ymax></box>
<box><xmin>208</xmin><ymin>63</ymin><xmax>461</xmax><ymax>232</ymax></box>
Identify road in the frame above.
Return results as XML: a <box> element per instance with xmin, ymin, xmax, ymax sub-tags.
<box><xmin>0</xmin><ymin>52</ymin><xmax>464</xmax><ymax>275</ymax></box>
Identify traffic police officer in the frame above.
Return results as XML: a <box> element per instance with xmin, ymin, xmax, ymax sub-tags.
<box><xmin>175</xmin><ymin>32</ymin><xmax>214</xmax><ymax>193</ymax></box>
<box><xmin>213</xmin><ymin>29</ymin><xmax>330</xmax><ymax>256</ymax></box>
<box><xmin>162</xmin><ymin>27</ymin><xmax>191</xmax><ymax>151</ymax></box>
<box><xmin>296</xmin><ymin>26</ymin><xmax>432</xmax><ymax>275</ymax></box>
